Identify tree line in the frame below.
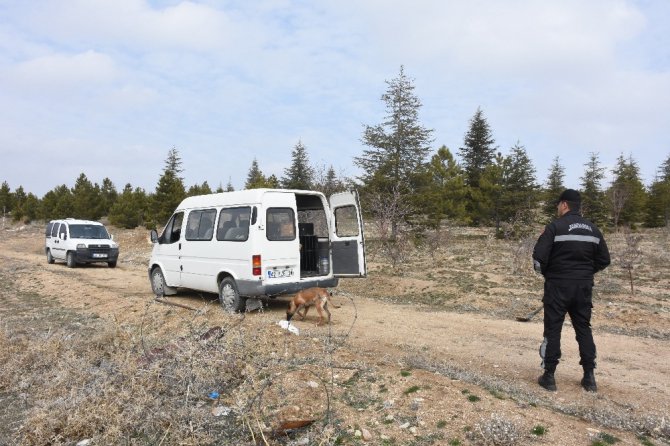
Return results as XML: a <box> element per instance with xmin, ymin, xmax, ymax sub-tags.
<box><xmin>0</xmin><ymin>145</ymin><xmax>350</xmax><ymax>229</ymax></box>
<box><xmin>1</xmin><ymin>66</ymin><xmax>669</xmax><ymax>233</ymax></box>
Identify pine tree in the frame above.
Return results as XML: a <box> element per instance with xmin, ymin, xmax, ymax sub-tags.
<box><xmin>11</xmin><ymin>186</ymin><xmax>27</xmax><ymax>221</ymax></box>
<box><xmin>313</xmin><ymin>164</ymin><xmax>346</xmax><ymax>197</ymax></box>
<box><xmin>72</xmin><ymin>173</ymin><xmax>103</xmax><ymax>220</ymax></box>
<box><xmin>355</xmin><ymin>66</ymin><xmax>433</xmax><ymax>194</ymax></box>
<box><xmin>109</xmin><ymin>184</ymin><xmax>148</xmax><ymax>229</ymax></box>
<box><xmin>608</xmin><ymin>154</ymin><xmax>646</xmax><ymax>228</ymax></box>
<box><xmin>477</xmin><ymin>152</ymin><xmax>506</xmax><ymax>230</ymax></box>
<box><xmin>503</xmin><ymin>143</ymin><xmax>538</xmax><ymax>207</ymax></box>
<box><xmin>458</xmin><ymin>107</ymin><xmax>496</xmax><ymax>189</ymax></box>
<box><xmin>497</xmin><ymin>142</ymin><xmax>539</xmax><ymax>233</ymax></box>
<box><xmin>0</xmin><ymin>181</ymin><xmax>12</xmax><ymax>218</ymax></box>
<box><xmin>225</xmin><ymin>177</ymin><xmax>235</xmax><ymax>192</ymax></box>
<box><xmin>266</xmin><ymin>174</ymin><xmax>280</xmax><ymax>188</ymax></box>
<box><xmin>187</xmin><ymin>181</ymin><xmax>213</xmax><ymax>197</ymax></box>
<box><xmin>100</xmin><ymin>177</ymin><xmax>118</xmax><ymax>217</ymax></box>
<box><xmin>282</xmin><ymin>140</ymin><xmax>314</xmax><ymax>189</ymax></box>
<box><xmin>41</xmin><ymin>185</ymin><xmax>74</xmax><ymax>220</ymax></box>
<box><xmin>580</xmin><ymin>152</ymin><xmax>608</xmax><ymax>226</ymax></box>
<box><xmin>22</xmin><ymin>193</ymin><xmax>40</xmax><ymax>222</ymax></box>
<box><xmin>245</xmin><ymin>158</ymin><xmax>267</xmax><ymax>189</ymax></box>
<box><xmin>354</xmin><ymin>66</ymin><xmax>433</xmax><ymax>239</ymax></box>
<box><xmin>542</xmin><ymin>156</ymin><xmax>565</xmax><ymax>222</ymax></box>
<box><xmin>150</xmin><ymin>148</ymin><xmax>186</xmax><ymax>227</ymax></box>
<box><xmin>417</xmin><ymin>146</ymin><xmax>468</xmax><ymax>227</ymax></box>
<box><xmin>644</xmin><ymin>154</ymin><xmax>670</xmax><ymax>227</ymax></box>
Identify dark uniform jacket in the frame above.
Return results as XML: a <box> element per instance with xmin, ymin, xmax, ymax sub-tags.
<box><xmin>533</xmin><ymin>210</ymin><xmax>611</xmax><ymax>282</ymax></box>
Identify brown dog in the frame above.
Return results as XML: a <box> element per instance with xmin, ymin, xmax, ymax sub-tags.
<box><xmin>286</xmin><ymin>287</ymin><xmax>340</xmax><ymax>325</ymax></box>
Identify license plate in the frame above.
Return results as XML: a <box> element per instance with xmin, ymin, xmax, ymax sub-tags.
<box><xmin>93</xmin><ymin>253</ymin><xmax>108</xmax><ymax>258</ymax></box>
<box><xmin>267</xmin><ymin>268</ymin><xmax>293</xmax><ymax>279</ymax></box>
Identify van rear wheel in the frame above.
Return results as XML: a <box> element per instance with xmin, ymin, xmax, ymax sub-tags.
<box><xmin>219</xmin><ymin>277</ymin><xmax>245</xmax><ymax>313</ymax></box>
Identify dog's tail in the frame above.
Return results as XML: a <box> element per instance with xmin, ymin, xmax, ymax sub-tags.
<box><xmin>326</xmin><ymin>293</ymin><xmax>341</xmax><ymax>309</ymax></box>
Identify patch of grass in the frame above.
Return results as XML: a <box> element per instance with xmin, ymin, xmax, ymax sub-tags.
<box><xmin>400</xmin><ymin>369</ymin><xmax>412</xmax><ymax>377</ymax></box>
<box><xmin>637</xmin><ymin>435</ymin><xmax>655</xmax><ymax>446</ymax></box>
<box><xmin>448</xmin><ymin>440</ymin><xmax>462</xmax><ymax>446</ymax></box>
<box><xmin>598</xmin><ymin>432</ymin><xmax>621</xmax><ymax>444</ymax></box>
<box><xmin>461</xmin><ymin>389</ymin><xmax>470</xmax><ymax>394</ymax></box>
<box><xmin>404</xmin><ymin>385</ymin><xmax>421</xmax><ymax>395</ymax></box>
<box><xmin>467</xmin><ymin>394</ymin><xmax>480</xmax><ymax>402</ymax></box>
<box><xmin>532</xmin><ymin>425</ymin><xmax>547</xmax><ymax>436</ymax></box>
<box><xmin>488</xmin><ymin>388</ymin><xmax>505</xmax><ymax>399</ymax></box>
<box><xmin>436</xmin><ymin>420</ymin><xmax>447</xmax><ymax>429</ymax></box>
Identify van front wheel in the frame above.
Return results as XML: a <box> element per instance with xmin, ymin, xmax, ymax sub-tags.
<box><xmin>46</xmin><ymin>249</ymin><xmax>54</xmax><ymax>264</ymax></box>
<box><xmin>151</xmin><ymin>267</ymin><xmax>166</xmax><ymax>297</ymax></box>
<box><xmin>219</xmin><ymin>278</ymin><xmax>245</xmax><ymax>313</ymax></box>
<box><xmin>66</xmin><ymin>252</ymin><xmax>76</xmax><ymax>268</ymax></box>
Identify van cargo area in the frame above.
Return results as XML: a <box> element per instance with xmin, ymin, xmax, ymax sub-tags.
<box><xmin>296</xmin><ymin>193</ymin><xmax>330</xmax><ymax>278</ymax></box>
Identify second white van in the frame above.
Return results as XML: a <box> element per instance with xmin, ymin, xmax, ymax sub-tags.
<box><xmin>148</xmin><ymin>188</ymin><xmax>366</xmax><ymax>312</ymax></box>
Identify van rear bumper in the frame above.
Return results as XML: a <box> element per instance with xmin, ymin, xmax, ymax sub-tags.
<box><xmin>237</xmin><ymin>277</ymin><xmax>339</xmax><ymax>297</ymax></box>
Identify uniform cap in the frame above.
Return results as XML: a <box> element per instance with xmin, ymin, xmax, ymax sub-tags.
<box><xmin>557</xmin><ymin>189</ymin><xmax>581</xmax><ymax>204</ymax></box>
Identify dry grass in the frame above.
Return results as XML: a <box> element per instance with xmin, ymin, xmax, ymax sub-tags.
<box><xmin>1</xmin><ymin>222</ymin><xmax>669</xmax><ymax>445</ymax></box>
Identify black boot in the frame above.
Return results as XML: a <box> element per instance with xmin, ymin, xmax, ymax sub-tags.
<box><xmin>581</xmin><ymin>369</ymin><xmax>597</xmax><ymax>392</ymax></box>
<box><xmin>538</xmin><ymin>370</ymin><xmax>556</xmax><ymax>391</ymax></box>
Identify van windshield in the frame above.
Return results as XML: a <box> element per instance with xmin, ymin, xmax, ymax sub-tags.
<box><xmin>69</xmin><ymin>224</ymin><xmax>110</xmax><ymax>239</ymax></box>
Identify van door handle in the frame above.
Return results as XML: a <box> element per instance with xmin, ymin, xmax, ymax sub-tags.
<box><xmin>180</xmin><ymin>265</ymin><xmax>183</xmax><ymax>271</ymax></box>
<box><xmin>179</xmin><ymin>243</ymin><xmax>182</xmax><ymax>250</ymax></box>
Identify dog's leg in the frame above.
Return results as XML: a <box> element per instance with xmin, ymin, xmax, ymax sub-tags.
<box><xmin>315</xmin><ymin>303</ymin><xmax>325</xmax><ymax>326</ymax></box>
<box><xmin>323</xmin><ymin>301</ymin><xmax>332</xmax><ymax>324</ymax></box>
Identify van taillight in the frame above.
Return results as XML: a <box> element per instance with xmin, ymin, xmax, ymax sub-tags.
<box><xmin>252</xmin><ymin>255</ymin><xmax>262</xmax><ymax>276</ymax></box>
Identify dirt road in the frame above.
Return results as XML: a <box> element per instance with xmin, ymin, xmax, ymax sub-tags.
<box><xmin>1</xmin><ymin>224</ymin><xmax>668</xmax><ymax>445</ymax></box>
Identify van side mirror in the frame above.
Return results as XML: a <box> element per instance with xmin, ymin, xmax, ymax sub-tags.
<box><xmin>109</xmin><ymin>234</ymin><xmax>114</xmax><ymax>241</ymax></box>
<box><xmin>150</xmin><ymin>229</ymin><xmax>158</xmax><ymax>243</ymax></box>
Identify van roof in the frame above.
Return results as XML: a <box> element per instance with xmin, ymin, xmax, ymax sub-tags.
<box><xmin>51</xmin><ymin>219</ymin><xmax>104</xmax><ymax>225</ymax></box>
<box><xmin>176</xmin><ymin>188</ymin><xmax>324</xmax><ymax>211</ymax></box>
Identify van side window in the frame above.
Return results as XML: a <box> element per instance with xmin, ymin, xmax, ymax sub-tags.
<box><xmin>217</xmin><ymin>207</ymin><xmax>251</xmax><ymax>242</ymax></box>
<box><xmin>51</xmin><ymin>223</ymin><xmax>59</xmax><ymax>238</ymax></box>
<box><xmin>162</xmin><ymin>212</ymin><xmax>184</xmax><ymax>244</ymax></box>
<box><xmin>58</xmin><ymin>223</ymin><xmax>67</xmax><ymax>239</ymax></box>
<box><xmin>46</xmin><ymin>222</ymin><xmax>53</xmax><ymax>237</ymax></box>
<box><xmin>334</xmin><ymin>206</ymin><xmax>359</xmax><ymax>237</ymax></box>
<box><xmin>185</xmin><ymin>209</ymin><xmax>216</xmax><ymax>241</ymax></box>
<box><xmin>266</xmin><ymin>208</ymin><xmax>296</xmax><ymax>241</ymax></box>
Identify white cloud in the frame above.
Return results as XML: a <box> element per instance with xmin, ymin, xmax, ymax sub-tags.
<box><xmin>13</xmin><ymin>0</ymin><xmax>234</xmax><ymax>52</ymax></box>
<box><xmin>0</xmin><ymin>0</ymin><xmax>668</xmax><ymax>195</ymax></box>
<box><xmin>8</xmin><ymin>50</ymin><xmax>117</xmax><ymax>89</ymax></box>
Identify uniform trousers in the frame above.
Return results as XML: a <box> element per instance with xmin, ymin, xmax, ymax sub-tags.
<box><xmin>541</xmin><ymin>280</ymin><xmax>596</xmax><ymax>372</ymax></box>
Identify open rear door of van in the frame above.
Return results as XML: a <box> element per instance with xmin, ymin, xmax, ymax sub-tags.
<box><xmin>329</xmin><ymin>190</ymin><xmax>367</xmax><ymax>277</ymax></box>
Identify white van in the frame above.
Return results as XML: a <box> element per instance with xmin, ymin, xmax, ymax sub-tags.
<box><xmin>45</xmin><ymin>219</ymin><xmax>120</xmax><ymax>268</ymax></box>
<box><xmin>148</xmin><ymin>189</ymin><xmax>366</xmax><ymax>311</ymax></box>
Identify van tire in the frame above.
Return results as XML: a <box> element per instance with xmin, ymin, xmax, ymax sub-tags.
<box><xmin>46</xmin><ymin>249</ymin><xmax>54</xmax><ymax>264</ymax></box>
<box><xmin>219</xmin><ymin>277</ymin><xmax>245</xmax><ymax>313</ymax></box>
<box><xmin>108</xmin><ymin>261</ymin><xmax>117</xmax><ymax>268</ymax></box>
<box><xmin>151</xmin><ymin>267</ymin><xmax>166</xmax><ymax>297</ymax></box>
<box><xmin>66</xmin><ymin>252</ymin><xmax>76</xmax><ymax>268</ymax></box>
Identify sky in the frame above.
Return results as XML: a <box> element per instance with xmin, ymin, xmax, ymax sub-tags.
<box><xmin>1</xmin><ymin>0</ymin><xmax>669</xmax><ymax>197</ymax></box>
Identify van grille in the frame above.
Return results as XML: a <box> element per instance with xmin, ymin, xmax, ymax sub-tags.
<box><xmin>88</xmin><ymin>245</ymin><xmax>111</xmax><ymax>255</ymax></box>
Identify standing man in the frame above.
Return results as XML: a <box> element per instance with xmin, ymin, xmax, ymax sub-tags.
<box><xmin>532</xmin><ymin>189</ymin><xmax>610</xmax><ymax>392</ymax></box>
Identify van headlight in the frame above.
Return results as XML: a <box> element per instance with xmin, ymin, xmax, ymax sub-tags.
<box><xmin>77</xmin><ymin>244</ymin><xmax>87</xmax><ymax>249</ymax></box>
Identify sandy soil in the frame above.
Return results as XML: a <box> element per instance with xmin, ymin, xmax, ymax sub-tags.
<box><xmin>1</xmin><ymin>223</ymin><xmax>668</xmax><ymax>445</ymax></box>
